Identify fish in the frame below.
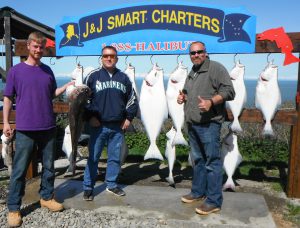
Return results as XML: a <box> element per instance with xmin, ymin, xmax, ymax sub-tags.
<box><xmin>139</xmin><ymin>63</ymin><xmax>168</xmax><ymax>160</ymax></box>
<box><xmin>166</xmin><ymin>61</ymin><xmax>188</xmax><ymax>146</ymax></box>
<box><xmin>1</xmin><ymin>133</ymin><xmax>14</xmax><ymax>175</ymax></box>
<box><xmin>221</xmin><ymin>131</ymin><xmax>242</xmax><ymax>191</ymax></box>
<box><xmin>124</xmin><ymin>62</ymin><xmax>141</xmax><ymax>119</ymax></box>
<box><xmin>226</xmin><ymin>60</ymin><xmax>247</xmax><ymax>132</ymax></box>
<box><xmin>255</xmin><ymin>61</ymin><xmax>281</xmax><ymax>136</ymax></box>
<box><xmin>66</xmin><ymin>64</ymin><xmax>91</xmax><ymax>175</ymax></box>
<box><xmin>124</xmin><ymin>63</ymin><xmax>139</xmax><ymax>101</ymax></box>
<box><xmin>257</xmin><ymin>27</ymin><xmax>300</xmax><ymax>66</ymax></box>
<box><xmin>165</xmin><ymin>127</ymin><xmax>176</xmax><ymax>185</ymax></box>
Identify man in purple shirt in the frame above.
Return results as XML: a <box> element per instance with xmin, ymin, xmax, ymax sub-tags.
<box><xmin>3</xmin><ymin>31</ymin><xmax>74</xmax><ymax>227</ymax></box>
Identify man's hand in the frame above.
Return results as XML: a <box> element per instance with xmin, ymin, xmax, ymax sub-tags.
<box><xmin>121</xmin><ymin>119</ymin><xmax>131</xmax><ymax>130</ymax></box>
<box><xmin>177</xmin><ymin>90</ymin><xmax>186</xmax><ymax>104</ymax></box>
<box><xmin>3</xmin><ymin>123</ymin><xmax>14</xmax><ymax>138</ymax></box>
<box><xmin>198</xmin><ymin>96</ymin><xmax>213</xmax><ymax>112</ymax></box>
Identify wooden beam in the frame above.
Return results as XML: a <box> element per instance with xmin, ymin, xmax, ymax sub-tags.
<box><xmin>14</xmin><ymin>40</ymin><xmax>56</xmax><ymax>57</ymax></box>
<box><xmin>255</xmin><ymin>32</ymin><xmax>300</xmax><ymax>53</ymax></box>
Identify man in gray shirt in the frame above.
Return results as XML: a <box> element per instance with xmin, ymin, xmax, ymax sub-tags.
<box><xmin>178</xmin><ymin>41</ymin><xmax>235</xmax><ymax>215</ymax></box>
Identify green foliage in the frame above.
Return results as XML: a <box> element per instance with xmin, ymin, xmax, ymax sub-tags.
<box><xmin>285</xmin><ymin>203</ymin><xmax>300</xmax><ymax>225</ymax></box>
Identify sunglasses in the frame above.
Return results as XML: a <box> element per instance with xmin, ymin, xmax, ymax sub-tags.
<box><xmin>190</xmin><ymin>50</ymin><xmax>206</xmax><ymax>55</ymax></box>
<box><xmin>102</xmin><ymin>54</ymin><xmax>116</xmax><ymax>59</ymax></box>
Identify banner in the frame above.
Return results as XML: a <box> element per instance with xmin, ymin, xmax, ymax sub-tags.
<box><xmin>55</xmin><ymin>2</ymin><xmax>256</xmax><ymax>56</ymax></box>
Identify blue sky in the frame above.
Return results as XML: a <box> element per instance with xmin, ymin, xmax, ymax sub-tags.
<box><xmin>0</xmin><ymin>0</ymin><xmax>299</xmax><ymax>80</ymax></box>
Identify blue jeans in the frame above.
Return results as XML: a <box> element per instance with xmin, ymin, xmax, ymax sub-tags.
<box><xmin>188</xmin><ymin>122</ymin><xmax>223</xmax><ymax>208</ymax></box>
<box><xmin>7</xmin><ymin>129</ymin><xmax>56</xmax><ymax>211</ymax></box>
<box><xmin>83</xmin><ymin>123</ymin><xmax>123</xmax><ymax>190</ymax></box>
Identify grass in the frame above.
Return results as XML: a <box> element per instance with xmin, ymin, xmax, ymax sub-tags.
<box><xmin>285</xmin><ymin>203</ymin><xmax>300</xmax><ymax>224</ymax></box>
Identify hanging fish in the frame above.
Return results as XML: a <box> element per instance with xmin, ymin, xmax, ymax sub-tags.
<box><xmin>221</xmin><ymin>131</ymin><xmax>242</xmax><ymax>191</ymax></box>
<box><xmin>66</xmin><ymin>64</ymin><xmax>91</xmax><ymax>175</ymax></box>
<box><xmin>226</xmin><ymin>60</ymin><xmax>247</xmax><ymax>132</ymax></box>
<box><xmin>139</xmin><ymin>63</ymin><xmax>168</xmax><ymax>160</ymax></box>
<box><xmin>255</xmin><ymin>61</ymin><xmax>281</xmax><ymax>136</ymax></box>
<box><xmin>166</xmin><ymin>61</ymin><xmax>188</xmax><ymax>146</ymax></box>
<box><xmin>1</xmin><ymin>133</ymin><xmax>14</xmax><ymax>175</ymax></box>
<box><xmin>124</xmin><ymin>63</ymin><xmax>139</xmax><ymax>100</ymax></box>
<box><xmin>165</xmin><ymin>127</ymin><xmax>176</xmax><ymax>185</ymax></box>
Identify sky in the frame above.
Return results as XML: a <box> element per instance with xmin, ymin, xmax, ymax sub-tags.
<box><xmin>0</xmin><ymin>0</ymin><xmax>299</xmax><ymax>80</ymax></box>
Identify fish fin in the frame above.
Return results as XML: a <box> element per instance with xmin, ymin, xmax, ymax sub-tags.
<box><xmin>144</xmin><ymin>143</ymin><xmax>164</xmax><ymax>161</ymax></box>
<box><xmin>166</xmin><ymin>175</ymin><xmax>175</xmax><ymax>185</ymax></box>
<box><xmin>230</xmin><ymin>119</ymin><xmax>243</xmax><ymax>133</ymax></box>
<box><xmin>263</xmin><ymin>121</ymin><xmax>274</xmax><ymax>136</ymax></box>
<box><xmin>188</xmin><ymin>153</ymin><xmax>194</xmax><ymax>168</ymax></box>
<box><xmin>223</xmin><ymin>177</ymin><xmax>235</xmax><ymax>191</ymax></box>
<box><xmin>171</xmin><ymin>131</ymin><xmax>188</xmax><ymax>146</ymax></box>
<box><xmin>283</xmin><ymin>52</ymin><xmax>300</xmax><ymax>66</ymax></box>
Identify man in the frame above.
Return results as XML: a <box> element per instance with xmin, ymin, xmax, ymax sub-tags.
<box><xmin>3</xmin><ymin>31</ymin><xmax>74</xmax><ymax>227</ymax></box>
<box><xmin>177</xmin><ymin>41</ymin><xmax>235</xmax><ymax>215</ymax></box>
<box><xmin>82</xmin><ymin>46</ymin><xmax>138</xmax><ymax>200</ymax></box>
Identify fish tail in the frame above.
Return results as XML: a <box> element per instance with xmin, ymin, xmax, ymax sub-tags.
<box><xmin>283</xmin><ymin>52</ymin><xmax>300</xmax><ymax>66</ymax></box>
<box><xmin>230</xmin><ymin>119</ymin><xmax>243</xmax><ymax>133</ymax></box>
<box><xmin>172</xmin><ymin>130</ymin><xmax>188</xmax><ymax>146</ymax></box>
<box><xmin>144</xmin><ymin>143</ymin><xmax>164</xmax><ymax>161</ymax></box>
<box><xmin>166</xmin><ymin>174</ymin><xmax>175</xmax><ymax>185</ymax></box>
<box><xmin>188</xmin><ymin>153</ymin><xmax>194</xmax><ymax>168</ymax></box>
<box><xmin>263</xmin><ymin>121</ymin><xmax>274</xmax><ymax>136</ymax></box>
<box><xmin>223</xmin><ymin>177</ymin><xmax>235</xmax><ymax>191</ymax></box>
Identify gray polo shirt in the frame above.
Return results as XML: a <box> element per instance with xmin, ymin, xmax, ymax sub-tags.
<box><xmin>183</xmin><ymin>58</ymin><xmax>235</xmax><ymax>124</ymax></box>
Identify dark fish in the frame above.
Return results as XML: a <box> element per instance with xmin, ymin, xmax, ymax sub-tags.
<box><xmin>67</xmin><ymin>85</ymin><xmax>90</xmax><ymax>175</ymax></box>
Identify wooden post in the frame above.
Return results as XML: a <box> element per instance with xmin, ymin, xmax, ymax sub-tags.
<box><xmin>4</xmin><ymin>15</ymin><xmax>12</xmax><ymax>82</ymax></box>
<box><xmin>287</xmin><ymin>55</ymin><xmax>300</xmax><ymax>197</ymax></box>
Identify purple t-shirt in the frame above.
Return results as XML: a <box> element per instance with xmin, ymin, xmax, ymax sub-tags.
<box><xmin>4</xmin><ymin>62</ymin><xmax>57</xmax><ymax>131</ymax></box>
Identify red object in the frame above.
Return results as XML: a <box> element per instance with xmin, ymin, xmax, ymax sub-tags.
<box><xmin>46</xmin><ymin>38</ymin><xmax>55</xmax><ymax>48</ymax></box>
<box><xmin>257</xmin><ymin>27</ymin><xmax>300</xmax><ymax>66</ymax></box>
<box><xmin>296</xmin><ymin>91</ymin><xmax>300</xmax><ymax>104</ymax></box>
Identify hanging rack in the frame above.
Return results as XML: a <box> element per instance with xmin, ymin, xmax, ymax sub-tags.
<box><xmin>125</xmin><ymin>56</ymin><xmax>128</xmax><ymax>65</ymax></box>
<box><xmin>267</xmin><ymin>53</ymin><xmax>274</xmax><ymax>63</ymax></box>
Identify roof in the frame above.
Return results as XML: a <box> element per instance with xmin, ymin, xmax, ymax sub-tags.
<box><xmin>0</xmin><ymin>6</ymin><xmax>55</xmax><ymax>40</ymax></box>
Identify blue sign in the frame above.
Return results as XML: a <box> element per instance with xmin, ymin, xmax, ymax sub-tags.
<box><xmin>55</xmin><ymin>2</ymin><xmax>256</xmax><ymax>56</ymax></box>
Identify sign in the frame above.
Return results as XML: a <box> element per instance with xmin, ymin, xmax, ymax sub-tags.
<box><xmin>55</xmin><ymin>2</ymin><xmax>256</xmax><ymax>56</ymax></box>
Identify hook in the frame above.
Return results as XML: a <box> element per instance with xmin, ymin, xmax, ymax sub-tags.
<box><xmin>267</xmin><ymin>53</ymin><xmax>274</xmax><ymax>64</ymax></box>
<box><xmin>50</xmin><ymin>57</ymin><xmax>55</xmax><ymax>65</ymax></box>
<box><xmin>125</xmin><ymin>56</ymin><xmax>128</xmax><ymax>65</ymax></box>
<box><xmin>176</xmin><ymin>55</ymin><xmax>181</xmax><ymax>64</ymax></box>
<box><xmin>76</xmin><ymin>56</ymin><xmax>80</xmax><ymax>65</ymax></box>
<box><xmin>233</xmin><ymin>54</ymin><xmax>237</xmax><ymax>63</ymax></box>
<box><xmin>150</xmin><ymin>55</ymin><xmax>154</xmax><ymax>65</ymax></box>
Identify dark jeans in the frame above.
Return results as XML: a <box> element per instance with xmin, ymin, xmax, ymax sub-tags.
<box><xmin>83</xmin><ymin>122</ymin><xmax>123</xmax><ymax>190</ymax></box>
<box><xmin>188</xmin><ymin>122</ymin><xmax>223</xmax><ymax>208</ymax></box>
<box><xmin>7</xmin><ymin>128</ymin><xmax>56</xmax><ymax>211</ymax></box>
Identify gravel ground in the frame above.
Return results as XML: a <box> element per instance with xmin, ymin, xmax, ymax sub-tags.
<box><xmin>0</xmin><ymin>161</ymin><xmax>299</xmax><ymax>228</ymax></box>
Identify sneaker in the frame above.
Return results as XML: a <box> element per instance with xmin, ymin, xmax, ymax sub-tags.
<box><xmin>40</xmin><ymin>198</ymin><xmax>64</xmax><ymax>212</ymax></box>
<box><xmin>181</xmin><ymin>193</ymin><xmax>206</xmax><ymax>203</ymax></box>
<box><xmin>7</xmin><ymin>211</ymin><xmax>22</xmax><ymax>227</ymax></box>
<box><xmin>195</xmin><ymin>203</ymin><xmax>220</xmax><ymax>215</ymax></box>
<box><xmin>83</xmin><ymin>190</ymin><xmax>94</xmax><ymax>201</ymax></box>
<box><xmin>106</xmin><ymin>187</ymin><xmax>126</xmax><ymax>196</ymax></box>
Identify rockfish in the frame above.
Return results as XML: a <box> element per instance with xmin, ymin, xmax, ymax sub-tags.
<box><xmin>66</xmin><ymin>64</ymin><xmax>91</xmax><ymax>175</ymax></box>
<box><xmin>221</xmin><ymin>131</ymin><xmax>242</xmax><ymax>191</ymax></box>
<box><xmin>166</xmin><ymin>61</ymin><xmax>188</xmax><ymax>146</ymax></box>
<box><xmin>255</xmin><ymin>62</ymin><xmax>281</xmax><ymax>136</ymax></box>
<box><xmin>226</xmin><ymin>60</ymin><xmax>247</xmax><ymax>132</ymax></box>
<box><xmin>165</xmin><ymin>127</ymin><xmax>176</xmax><ymax>185</ymax></box>
<box><xmin>140</xmin><ymin>63</ymin><xmax>168</xmax><ymax>160</ymax></box>
<box><xmin>1</xmin><ymin>133</ymin><xmax>14</xmax><ymax>175</ymax></box>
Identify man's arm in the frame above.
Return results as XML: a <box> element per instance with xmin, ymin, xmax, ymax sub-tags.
<box><xmin>3</xmin><ymin>96</ymin><xmax>14</xmax><ymax>138</ymax></box>
<box><xmin>54</xmin><ymin>81</ymin><xmax>75</xmax><ymax>97</ymax></box>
